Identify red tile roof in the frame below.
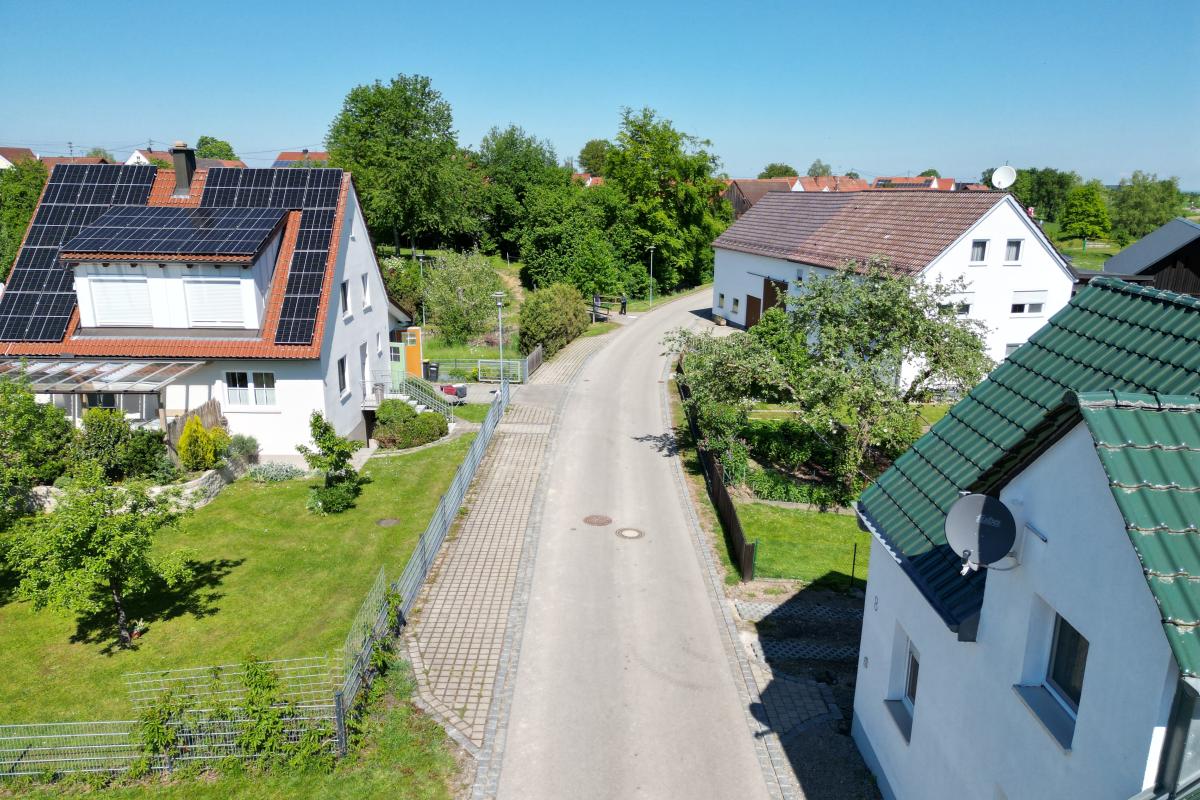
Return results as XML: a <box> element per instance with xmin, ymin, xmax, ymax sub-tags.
<box><xmin>796</xmin><ymin>175</ymin><xmax>870</xmax><ymax>192</ymax></box>
<box><xmin>727</xmin><ymin>178</ymin><xmax>795</xmax><ymax>205</ymax></box>
<box><xmin>0</xmin><ymin>171</ymin><xmax>353</xmax><ymax>360</ymax></box>
<box><xmin>274</xmin><ymin>150</ymin><xmax>329</xmax><ymax>162</ymax></box>
<box><xmin>713</xmin><ymin>189</ymin><xmax>1007</xmax><ymax>275</ymax></box>
<box><xmin>39</xmin><ymin>156</ymin><xmax>111</xmax><ymax>167</ymax></box>
<box><xmin>0</xmin><ymin>147</ymin><xmax>36</xmax><ymax>164</ymax></box>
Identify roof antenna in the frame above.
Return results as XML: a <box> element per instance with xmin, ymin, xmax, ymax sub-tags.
<box><xmin>68</xmin><ymin>141</ymin><xmax>74</xmax><ymax>157</ymax></box>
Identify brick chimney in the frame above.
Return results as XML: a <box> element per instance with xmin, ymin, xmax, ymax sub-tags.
<box><xmin>169</xmin><ymin>140</ymin><xmax>196</xmax><ymax>197</ymax></box>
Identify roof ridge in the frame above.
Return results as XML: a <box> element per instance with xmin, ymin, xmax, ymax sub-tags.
<box><xmin>1075</xmin><ymin>390</ymin><xmax>1200</xmax><ymax>411</ymax></box>
<box><xmin>1088</xmin><ymin>275</ymin><xmax>1200</xmax><ymax>310</ymax></box>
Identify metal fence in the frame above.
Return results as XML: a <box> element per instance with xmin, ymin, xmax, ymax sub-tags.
<box><xmin>0</xmin><ymin>386</ymin><xmax>514</xmax><ymax>780</ymax></box>
<box><xmin>676</xmin><ymin>365</ymin><xmax>758</xmax><ymax>581</ymax></box>
<box><xmin>425</xmin><ymin>345</ymin><xmax>543</xmax><ymax>384</ymax></box>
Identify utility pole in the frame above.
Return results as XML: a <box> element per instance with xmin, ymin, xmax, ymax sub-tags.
<box><xmin>492</xmin><ymin>291</ymin><xmax>506</xmax><ymax>388</ymax></box>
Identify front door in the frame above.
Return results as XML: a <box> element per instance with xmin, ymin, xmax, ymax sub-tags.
<box><xmin>745</xmin><ymin>295</ymin><xmax>762</xmax><ymax>327</ymax></box>
<box><xmin>763</xmin><ymin>278</ymin><xmax>787</xmax><ymax>311</ymax></box>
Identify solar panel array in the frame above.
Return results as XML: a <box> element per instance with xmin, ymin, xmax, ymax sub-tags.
<box><xmin>201</xmin><ymin>168</ymin><xmax>343</xmax><ymax>345</ymax></box>
<box><xmin>0</xmin><ymin>164</ymin><xmax>157</xmax><ymax>341</ymax></box>
<box><xmin>62</xmin><ymin>206</ymin><xmax>287</xmax><ymax>257</ymax></box>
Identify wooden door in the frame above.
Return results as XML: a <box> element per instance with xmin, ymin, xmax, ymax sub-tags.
<box><xmin>745</xmin><ymin>295</ymin><xmax>762</xmax><ymax>327</ymax></box>
<box><xmin>762</xmin><ymin>278</ymin><xmax>787</xmax><ymax>311</ymax></box>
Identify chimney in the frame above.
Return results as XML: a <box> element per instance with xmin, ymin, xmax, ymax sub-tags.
<box><xmin>169</xmin><ymin>140</ymin><xmax>196</xmax><ymax>196</ymax></box>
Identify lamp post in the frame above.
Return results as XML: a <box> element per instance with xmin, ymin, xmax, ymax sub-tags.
<box><xmin>648</xmin><ymin>245</ymin><xmax>655</xmax><ymax>309</ymax></box>
<box><xmin>417</xmin><ymin>255</ymin><xmax>426</xmax><ymax>328</ymax></box>
<box><xmin>492</xmin><ymin>291</ymin><xmax>506</xmax><ymax>387</ymax></box>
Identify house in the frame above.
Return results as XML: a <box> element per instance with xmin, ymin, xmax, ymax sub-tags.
<box><xmin>0</xmin><ymin>143</ymin><xmax>412</xmax><ymax>461</ymax></box>
<box><xmin>794</xmin><ymin>175</ymin><xmax>870</xmax><ymax>192</ymax></box>
<box><xmin>272</xmin><ymin>149</ymin><xmax>329</xmax><ymax>167</ymax></box>
<box><xmin>723</xmin><ymin>178</ymin><xmax>796</xmax><ymax>218</ymax></box>
<box><xmin>0</xmin><ymin>147</ymin><xmax>36</xmax><ymax>169</ymax></box>
<box><xmin>571</xmin><ymin>172</ymin><xmax>605</xmax><ymax>187</ymax></box>
<box><xmin>872</xmin><ymin>176</ymin><xmax>957</xmax><ymax>191</ymax></box>
<box><xmin>39</xmin><ymin>156</ymin><xmax>112</xmax><ymax>168</ymax></box>
<box><xmin>710</xmin><ymin>190</ymin><xmax>1075</xmax><ymax>366</ymax></box>
<box><xmin>126</xmin><ymin>149</ymin><xmax>246</xmax><ymax>169</ymax></box>
<box><xmin>1102</xmin><ymin>217</ymin><xmax>1200</xmax><ymax>296</ymax></box>
<box><xmin>851</xmin><ymin>278</ymin><xmax>1200</xmax><ymax>800</ymax></box>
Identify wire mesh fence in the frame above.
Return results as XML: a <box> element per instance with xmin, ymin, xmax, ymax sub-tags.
<box><xmin>0</xmin><ymin>386</ymin><xmax>514</xmax><ymax>781</ymax></box>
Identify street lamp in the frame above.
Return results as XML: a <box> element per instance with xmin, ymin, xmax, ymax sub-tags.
<box><xmin>648</xmin><ymin>245</ymin><xmax>655</xmax><ymax>309</ymax></box>
<box><xmin>492</xmin><ymin>291</ymin><xmax>506</xmax><ymax>387</ymax></box>
<box><xmin>417</xmin><ymin>255</ymin><xmax>426</xmax><ymax>328</ymax></box>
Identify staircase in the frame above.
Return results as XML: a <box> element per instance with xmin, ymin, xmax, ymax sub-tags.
<box><xmin>363</xmin><ymin>372</ymin><xmax>454</xmax><ymax>420</ymax></box>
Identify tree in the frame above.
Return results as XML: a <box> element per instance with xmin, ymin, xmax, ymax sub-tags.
<box><xmin>147</xmin><ymin>157</ymin><xmax>172</xmax><ymax>169</ymax></box>
<box><xmin>806</xmin><ymin>159</ymin><xmax>832</xmax><ymax>177</ymax></box>
<box><xmin>1110</xmin><ymin>171</ymin><xmax>1183</xmax><ymax>245</ymax></box>
<box><xmin>422</xmin><ymin>250</ymin><xmax>505</xmax><ymax>344</ymax></box>
<box><xmin>296</xmin><ymin>412</ymin><xmax>361</xmax><ymax>487</ymax></box>
<box><xmin>577</xmin><ymin>139</ymin><xmax>611</xmax><ymax>175</ymax></box>
<box><xmin>195</xmin><ymin>135</ymin><xmax>238</xmax><ymax>161</ymax></box>
<box><xmin>918</xmin><ymin>168</ymin><xmax>940</xmax><ymax>178</ymax></box>
<box><xmin>845</xmin><ymin>170</ymin><xmax>861</xmax><ymax>179</ymax></box>
<box><xmin>603</xmin><ymin>107</ymin><xmax>730</xmax><ymax>292</ymax></box>
<box><xmin>0</xmin><ymin>374</ymin><xmax>73</xmax><ymax>529</ymax></box>
<box><xmin>0</xmin><ymin>157</ymin><xmax>47</xmax><ymax>272</ymax></box>
<box><xmin>86</xmin><ymin>147</ymin><xmax>113</xmax><ymax>162</ymax></box>
<box><xmin>380</xmin><ymin>256</ymin><xmax>424</xmax><ymax>318</ymax></box>
<box><xmin>980</xmin><ymin>167</ymin><xmax>1079</xmax><ymax>222</ymax></box>
<box><xmin>518</xmin><ymin>283</ymin><xmax>590</xmax><ymax>357</ymax></box>
<box><xmin>7</xmin><ymin>461</ymin><xmax>192</xmax><ymax>646</ymax></box>
<box><xmin>1059</xmin><ymin>181</ymin><xmax>1112</xmax><ymax>242</ymax></box>
<box><xmin>326</xmin><ymin>74</ymin><xmax>471</xmax><ymax>250</ymax></box>
<box><xmin>475</xmin><ymin>125</ymin><xmax>562</xmax><ymax>255</ymax></box>
<box><xmin>758</xmin><ymin>163</ymin><xmax>797</xmax><ymax>179</ymax></box>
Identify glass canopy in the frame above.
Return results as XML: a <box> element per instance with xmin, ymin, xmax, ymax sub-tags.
<box><xmin>0</xmin><ymin>360</ymin><xmax>206</xmax><ymax>393</ymax></box>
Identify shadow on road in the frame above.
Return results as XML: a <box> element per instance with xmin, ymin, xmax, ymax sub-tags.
<box><xmin>631</xmin><ymin>431</ymin><xmax>680</xmax><ymax>457</ymax></box>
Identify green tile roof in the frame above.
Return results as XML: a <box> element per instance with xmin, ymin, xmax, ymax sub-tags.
<box><xmin>1074</xmin><ymin>392</ymin><xmax>1200</xmax><ymax>676</ymax></box>
<box><xmin>858</xmin><ymin>278</ymin><xmax>1200</xmax><ymax>632</ymax></box>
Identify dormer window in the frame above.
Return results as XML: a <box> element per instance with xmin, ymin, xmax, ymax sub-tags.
<box><xmin>89</xmin><ymin>276</ymin><xmax>152</xmax><ymax>326</ymax></box>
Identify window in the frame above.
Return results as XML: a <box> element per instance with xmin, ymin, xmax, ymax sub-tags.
<box><xmin>732</xmin><ymin>297</ymin><xmax>740</xmax><ymax>313</ymax></box>
<box><xmin>184</xmin><ymin>278</ymin><xmax>242</xmax><ymax>327</ymax></box>
<box><xmin>940</xmin><ymin>292</ymin><xmax>974</xmax><ymax>318</ymax></box>
<box><xmin>971</xmin><ymin>240</ymin><xmax>988</xmax><ymax>262</ymax></box>
<box><xmin>904</xmin><ymin>646</ymin><xmax>920</xmax><ymax>709</ymax></box>
<box><xmin>361</xmin><ymin>273</ymin><xmax>371</xmax><ymax>310</ymax></box>
<box><xmin>376</xmin><ymin>331</ymin><xmax>382</xmax><ymax>356</ymax></box>
<box><xmin>1047</xmin><ymin>615</ymin><xmax>1088</xmax><ymax>712</ymax></box>
<box><xmin>1005</xmin><ymin>239</ymin><xmax>1023</xmax><ymax>262</ymax></box>
<box><xmin>885</xmin><ymin>631</ymin><xmax>919</xmax><ymax>742</ymax></box>
<box><xmin>340</xmin><ymin>280</ymin><xmax>350</xmax><ymax>315</ymax></box>
<box><xmin>337</xmin><ymin>356</ymin><xmax>348</xmax><ymax>395</ymax></box>
<box><xmin>717</xmin><ymin>293</ymin><xmax>725</xmax><ymax>309</ymax></box>
<box><xmin>1011</xmin><ymin>290</ymin><xmax>1048</xmax><ymax>315</ymax></box>
<box><xmin>226</xmin><ymin>371</ymin><xmax>275</xmax><ymax>406</ymax></box>
<box><xmin>90</xmin><ymin>276</ymin><xmax>153</xmax><ymax>326</ymax></box>
<box><xmin>1005</xmin><ymin>343</ymin><xmax>1021</xmax><ymax>358</ymax></box>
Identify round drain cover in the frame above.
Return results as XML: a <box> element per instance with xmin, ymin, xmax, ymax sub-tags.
<box><xmin>616</xmin><ymin>528</ymin><xmax>644</xmax><ymax>539</ymax></box>
<box><xmin>376</xmin><ymin>518</ymin><xmax>400</xmax><ymax>528</ymax></box>
<box><xmin>583</xmin><ymin>515</ymin><xmax>613</xmax><ymax>526</ymax></box>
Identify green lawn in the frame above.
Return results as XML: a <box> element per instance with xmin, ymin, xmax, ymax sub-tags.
<box><xmin>626</xmin><ymin>283</ymin><xmax>712</xmax><ymax>314</ymax></box>
<box><xmin>454</xmin><ymin>403</ymin><xmax>493</xmax><ymax>424</ymax></box>
<box><xmin>1056</xmin><ymin>237</ymin><xmax>1119</xmax><ymax>271</ymax></box>
<box><xmin>8</xmin><ymin>666</ymin><xmax>457</xmax><ymax>800</ymax></box>
<box><xmin>737</xmin><ymin>502</ymin><xmax>871</xmax><ymax>589</ymax></box>
<box><xmin>422</xmin><ymin>338</ymin><xmax>503</xmax><ymax>362</ymax></box>
<box><xmin>0</xmin><ymin>435</ymin><xmax>474</xmax><ymax>724</ymax></box>
<box><xmin>918</xmin><ymin>403</ymin><xmax>951</xmax><ymax>428</ymax></box>
<box><xmin>581</xmin><ymin>321</ymin><xmax>619</xmax><ymax>337</ymax></box>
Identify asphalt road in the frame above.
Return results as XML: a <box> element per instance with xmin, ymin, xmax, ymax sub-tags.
<box><xmin>495</xmin><ymin>292</ymin><xmax>770</xmax><ymax>800</ymax></box>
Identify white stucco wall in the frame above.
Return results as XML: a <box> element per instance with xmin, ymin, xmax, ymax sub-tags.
<box><xmin>711</xmin><ymin>249</ymin><xmax>833</xmax><ymax>327</ymax></box>
<box><xmin>853</xmin><ymin>424</ymin><xmax>1176</xmax><ymax>800</ymax></box>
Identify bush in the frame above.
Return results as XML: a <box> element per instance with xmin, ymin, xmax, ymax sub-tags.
<box><xmin>306</xmin><ymin>480</ymin><xmax>360</xmax><ymax>514</ymax></box>
<box><xmin>518</xmin><ymin>283</ymin><xmax>589</xmax><ymax>357</ymax></box>
<box><xmin>248</xmin><ymin>462</ymin><xmax>305</xmax><ymax>482</ymax></box>
<box><xmin>745</xmin><ymin>467</ymin><xmax>842</xmax><ymax>511</ymax></box>
<box><xmin>375</xmin><ymin>410</ymin><xmax>448</xmax><ymax>450</ymax></box>
<box><xmin>375</xmin><ymin>398</ymin><xmax>417</xmax><ymax>428</ymax></box>
<box><xmin>228</xmin><ymin>433</ymin><xmax>259</xmax><ymax>462</ymax></box>
<box><xmin>77</xmin><ymin>408</ymin><xmax>132</xmax><ymax>480</ymax></box>
<box><xmin>121</xmin><ymin>429</ymin><xmax>175</xmax><ymax>482</ymax></box>
<box><xmin>177</xmin><ymin>416</ymin><xmax>230</xmax><ymax>472</ymax></box>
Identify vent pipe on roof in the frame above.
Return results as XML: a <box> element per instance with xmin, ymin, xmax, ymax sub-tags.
<box><xmin>169</xmin><ymin>141</ymin><xmax>196</xmax><ymax>197</ymax></box>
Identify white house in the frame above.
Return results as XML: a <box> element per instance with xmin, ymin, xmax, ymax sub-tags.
<box><xmin>0</xmin><ymin>144</ymin><xmax>411</xmax><ymax>461</ymax></box>
<box><xmin>710</xmin><ymin>190</ymin><xmax>1076</xmax><ymax>366</ymax></box>
<box><xmin>852</xmin><ymin>278</ymin><xmax>1200</xmax><ymax>800</ymax></box>
<box><xmin>126</xmin><ymin>148</ymin><xmax>246</xmax><ymax>169</ymax></box>
<box><xmin>0</xmin><ymin>147</ymin><xmax>36</xmax><ymax>169</ymax></box>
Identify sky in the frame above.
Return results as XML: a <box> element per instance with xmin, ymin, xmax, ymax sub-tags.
<box><xmin>2</xmin><ymin>0</ymin><xmax>1198</xmax><ymax>187</ymax></box>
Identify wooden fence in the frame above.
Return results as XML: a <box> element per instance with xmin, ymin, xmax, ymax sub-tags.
<box><xmin>675</xmin><ymin>364</ymin><xmax>757</xmax><ymax>581</ymax></box>
<box><xmin>166</xmin><ymin>398</ymin><xmax>224</xmax><ymax>453</ymax></box>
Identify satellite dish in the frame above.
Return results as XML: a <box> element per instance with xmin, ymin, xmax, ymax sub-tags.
<box><xmin>945</xmin><ymin>494</ymin><xmax>1017</xmax><ymax>575</ymax></box>
<box><xmin>991</xmin><ymin>165</ymin><xmax>1017</xmax><ymax>190</ymax></box>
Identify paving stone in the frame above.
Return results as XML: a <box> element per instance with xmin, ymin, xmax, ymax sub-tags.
<box><xmin>736</xmin><ymin>600</ymin><xmax>864</xmax><ymax>624</ymax></box>
<box><xmin>752</xmin><ymin>637</ymin><xmax>859</xmax><ymax>663</ymax></box>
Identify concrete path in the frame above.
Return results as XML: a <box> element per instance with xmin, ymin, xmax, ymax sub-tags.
<box><xmin>493</xmin><ymin>294</ymin><xmax>776</xmax><ymax>800</ymax></box>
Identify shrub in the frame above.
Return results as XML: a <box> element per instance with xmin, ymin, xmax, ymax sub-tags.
<box><xmin>121</xmin><ymin>429</ymin><xmax>174</xmax><ymax>482</ymax></box>
<box><xmin>228</xmin><ymin>434</ymin><xmax>259</xmax><ymax>462</ymax></box>
<box><xmin>248</xmin><ymin>462</ymin><xmax>305</xmax><ymax>482</ymax></box>
<box><xmin>177</xmin><ymin>416</ymin><xmax>229</xmax><ymax>472</ymax></box>
<box><xmin>77</xmin><ymin>408</ymin><xmax>132</xmax><ymax>480</ymax></box>
<box><xmin>306</xmin><ymin>480</ymin><xmax>360</xmax><ymax>514</ymax></box>
<box><xmin>745</xmin><ymin>467</ymin><xmax>842</xmax><ymax>510</ymax></box>
<box><xmin>518</xmin><ymin>283</ymin><xmax>589</xmax><ymax>357</ymax></box>
<box><xmin>297</xmin><ymin>412</ymin><xmax>362</xmax><ymax>514</ymax></box>
<box><xmin>375</xmin><ymin>411</ymin><xmax>448</xmax><ymax>450</ymax></box>
<box><xmin>375</xmin><ymin>398</ymin><xmax>417</xmax><ymax>428</ymax></box>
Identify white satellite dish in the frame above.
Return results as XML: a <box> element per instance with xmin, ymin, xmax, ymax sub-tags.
<box><xmin>945</xmin><ymin>494</ymin><xmax>1017</xmax><ymax>575</ymax></box>
<box><xmin>990</xmin><ymin>165</ymin><xmax>1017</xmax><ymax>190</ymax></box>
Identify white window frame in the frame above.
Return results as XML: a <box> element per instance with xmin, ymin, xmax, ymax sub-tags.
<box><xmin>1045</xmin><ymin>614</ymin><xmax>1087</xmax><ymax>716</ymax></box>
<box><xmin>340</xmin><ymin>280</ymin><xmax>350</xmax><ymax>317</ymax></box>
<box><xmin>90</xmin><ymin>275</ymin><xmax>154</xmax><ymax>327</ymax></box>
<box><xmin>902</xmin><ymin>643</ymin><xmax>920</xmax><ymax>712</ymax></box>
<box><xmin>970</xmin><ymin>239</ymin><xmax>988</xmax><ymax>264</ymax></box>
<box><xmin>337</xmin><ymin>356</ymin><xmax>348</xmax><ymax>396</ymax></box>
<box><xmin>360</xmin><ymin>273</ymin><xmax>371</xmax><ymax>311</ymax></box>
<box><xmin>184</xmin><ymin>277</ymin><xmax>244</xmax><ymax>328</ymax></box>
<box><xmin>1011</xmin><ymin>290</ymin><xmax>1048</xmax><ymax>317</ymax></box>
<box><xmin>252</xmin><ymin>371</ymin><xmax>276</xmax><ymax>406</ymax></box>
<box><xmin>1005</xmin><ymin>239</ymin><xmax>1024</xmax><ymax>264</ymax></box>
<box><xmin>1005</xmin><ymin>343</ymin><xmax>1022</xmax><ymax>359</ymax></box>
<box><xmin>225</xmin><ymin>371</ymin><xmax>276</xmax><ymax>407</ymax></box>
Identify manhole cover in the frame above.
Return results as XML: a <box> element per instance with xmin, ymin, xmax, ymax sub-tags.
<box><xmin>616</xmin><ymin>528</ymin><xmax>644</xmax><ymax>539</ymax></box>
<box><xmin>376</xmin><ymin>518</ymin><xmax>400</xmax><ymax>527</ymax></box>
<box><xmin>583</xmin><ymin>515</ymin><xmax>612</xmax><ymax>526</ymax></box>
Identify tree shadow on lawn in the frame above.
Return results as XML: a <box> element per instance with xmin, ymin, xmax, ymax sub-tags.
<box><xmin>70</xmin><ymin>558</ymin><xmax>244</xmax><ymax>655</ymax></box>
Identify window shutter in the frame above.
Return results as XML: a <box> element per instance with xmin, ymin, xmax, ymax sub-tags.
<box><xmin>185</xmin><ymin>279</ymin><xmax>243</xmax><ymax>327</ymax></box>
<box><xmin>1013</xmin><ymin>290</ymin><xmax>1048</xmax><ymax>304</ymax></box>
<box><xmin>91</xmin><ymin>277</ymin><xmax>153</xmax><ymax>326</ymax></box>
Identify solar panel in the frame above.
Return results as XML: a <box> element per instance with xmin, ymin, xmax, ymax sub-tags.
<box><xmin>62</xmin><ymin>206</ymin><xmax>287</xmax><ymax>258</ymax></box>
<box><xmin>0</xmin><ymin>164</ymin><xmax>156</xmax><ymax>342</ymax></box>
<box><xmin>201</xmin><ymin>167</ymin><xmax>343</xmax><ymax>345</ymax></box>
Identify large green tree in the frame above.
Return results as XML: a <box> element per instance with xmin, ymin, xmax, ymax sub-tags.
<box><xmin>806</xmin><ymin>159</ymin><xmax>832</xmax><ymax>177</ymax></box>
<box><xmin>326</xmin><ymin>74</ymin><xmax>473</xmax><ymax>250</ymax></box>
<box><xmin>603</xmin><ymin>107</ymin><xmax>729</xmax><ymax>292</ymax></box>
<box><xmin>7</xmin><ymin>461</ymin><xmax>192</xmax><ymax>646</ymax></box>
<box><xmin>195</xmin><ymin>135</ymin><xmax>238</xmax><ymax>161</ymax></box>
<box><xmin>1059</xmin><ymin>181</ymin><xmax>1112</xmax><ymax>242</ymax></box>
<box><xmin>577</xmin><ymin>139</ymin><xmax>611</xmax><ymax>175</ymax></box>
<box><xmin>758</xmin><ymin>162</ymin><xmax>797</xmax><ymax>179</ymax></box>
<box><xmin>0</xmin><ymin>157</ymin><xmax>47</xmax><ymax>273</ymax></box>
<box><xmin>422</xmin><ymin>251</ymin><xmax>506</xmax><ymax>344</ymax></box>
<box><xmin>1110</xmin><ymin>171</ymin><xmax>1183</xmax><ymax>245</ymax></box>
<box><xmin>475</xmin><ymin>125</ymin><xmax>563</xmax><ymax>255</ymax></box>
<box><xmin>981</xmin><ymin>166</ymin><xmax>1079</xmax><ymax>222</ymax></box>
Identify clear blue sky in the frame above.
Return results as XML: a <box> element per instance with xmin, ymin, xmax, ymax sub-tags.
<box><xmin>2</xmin><ymin>0</ymin><xmax>1197</xmax><ymax>186</ymax></box>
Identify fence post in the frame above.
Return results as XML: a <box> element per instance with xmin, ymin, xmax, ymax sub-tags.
<box><xmin>333</xmin><ymin>689</ymin><xmax>347</xmax><ymax>756</ymax></box>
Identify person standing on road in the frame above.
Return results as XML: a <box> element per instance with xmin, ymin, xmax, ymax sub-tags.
<box><xmin>620</xmin><ymin>294</ymin><xmax>627</xmax><ymax>315</ymax></box>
